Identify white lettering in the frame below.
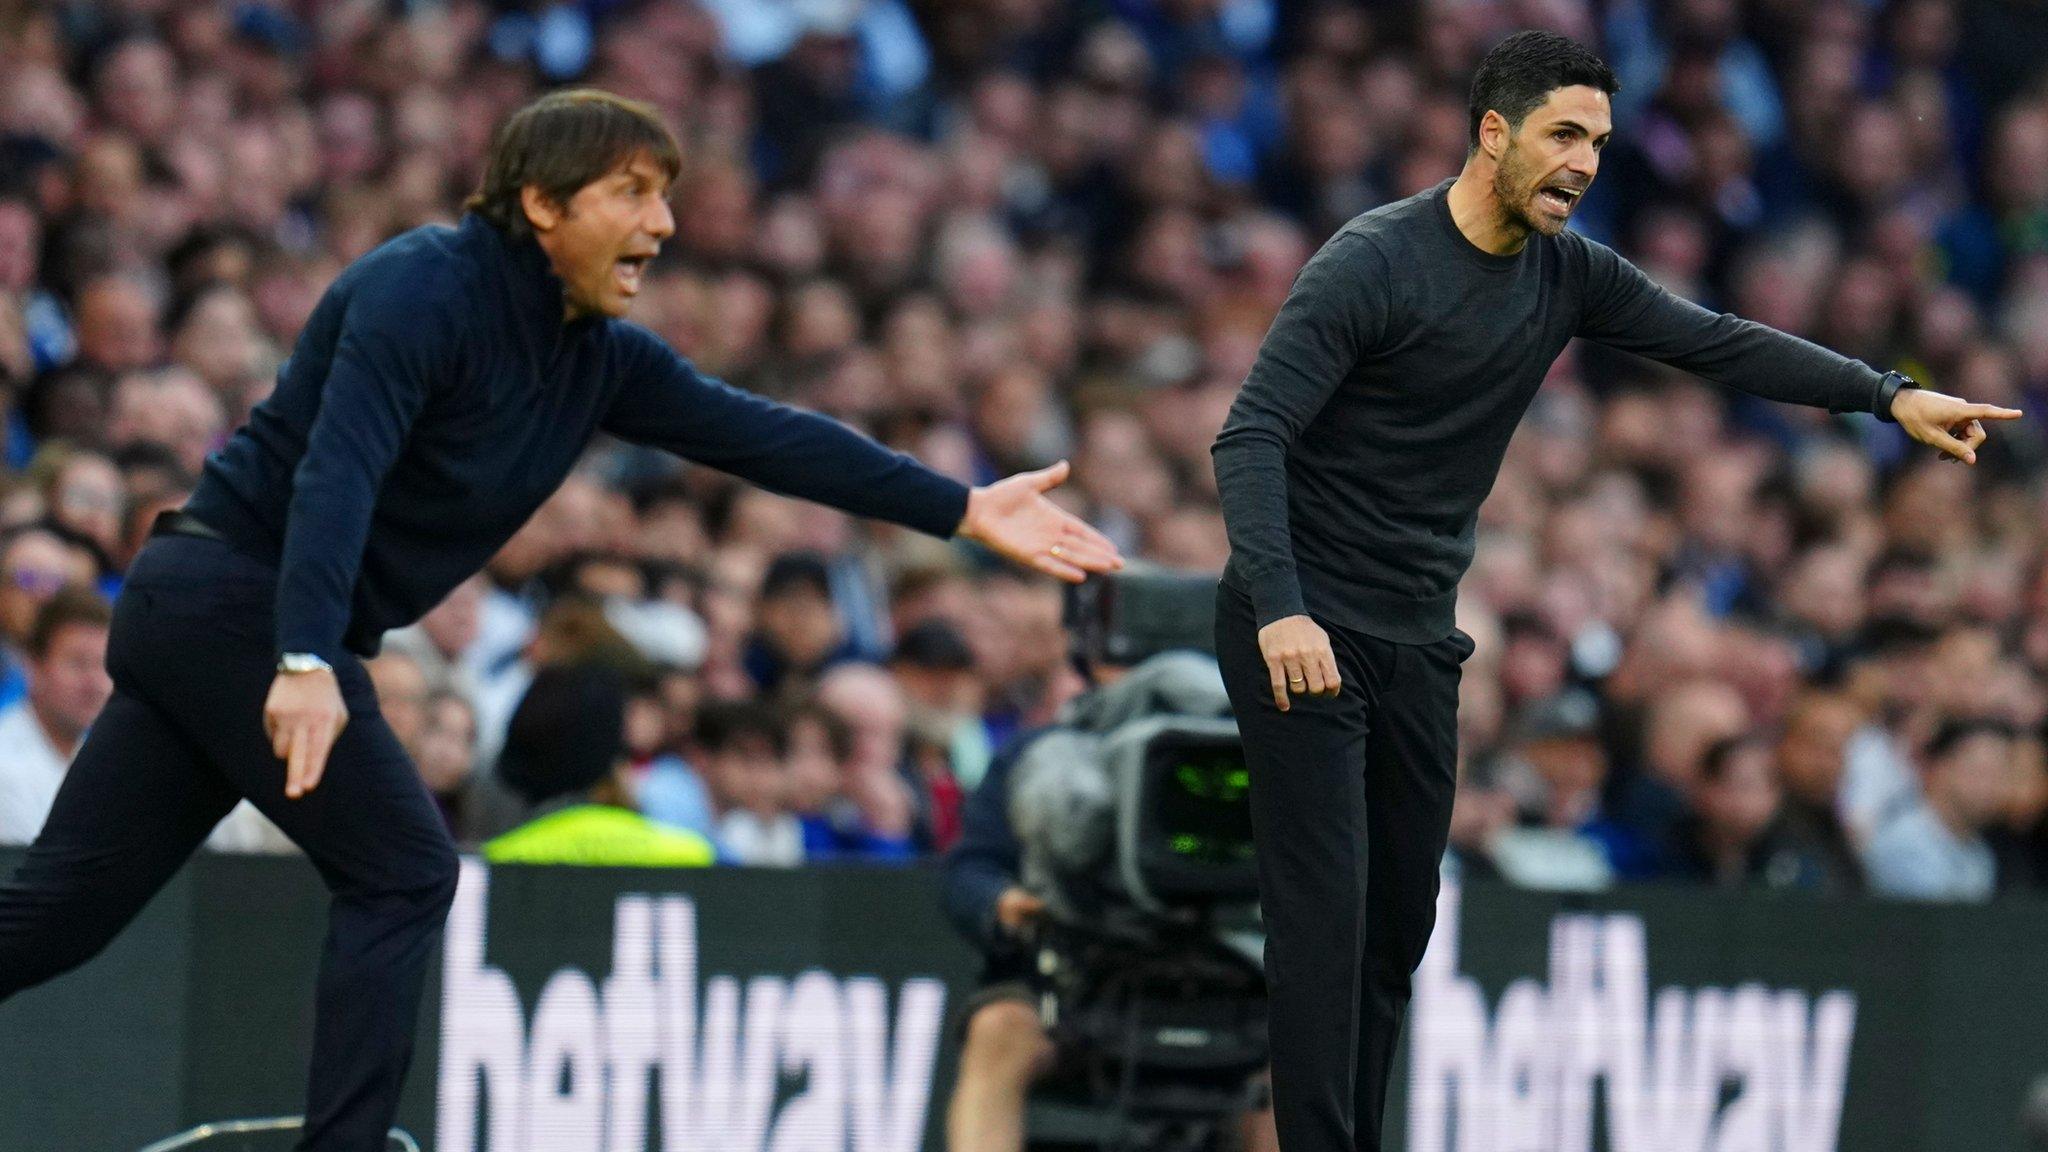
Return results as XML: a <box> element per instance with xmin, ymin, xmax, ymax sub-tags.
<box><xmin>845</xmin><ymin>976</ymin><xmax>946</xmax><ymax>1152</ymax></box>
<box><xmin>525</xmin><ymin>971</ymin><xmax>603</xmax><ymax>1150</ymax></box>
<box><xmin>437</xmin><ymin>860</ymin><xmax>525</xmax><ymax>1151</ymax></box>
<box><xmin>435</xmin><ymin>865</ymin><xmax>950</xmax><ymax>1152</ymax></box>
<box><xmin>1409</xmin><ymin>882</ymin><xmax>1857</xmax><ymax>1152</ymax></box>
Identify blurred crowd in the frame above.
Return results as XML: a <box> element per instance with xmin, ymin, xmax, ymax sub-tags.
<box><xmin>0</xmin><ymin>0</ymin><xmax>2043</xmax><ymax>898</ymax></box>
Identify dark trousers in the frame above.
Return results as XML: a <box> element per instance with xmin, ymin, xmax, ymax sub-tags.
<box><xmin>0</xmin><ymin>534</ymin><xmax>458</xmax><ymax>1152</ymax></box>
<box><xmin>1214</xmin><ymin>581</ymin><xmax>1470</xmax><ymax>1152</ymax></box>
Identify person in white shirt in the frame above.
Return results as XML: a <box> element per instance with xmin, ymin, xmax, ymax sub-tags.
<box><xmin>0</xmin><ymin>586</ymin><xmax>112</xmax><ymax>845</ymax></box>
<box><xmin>1864</xmin><ymin>717</ymin><xmax>2017</xmax><ymax>902</ymax></box>
<box><xmin>697</xmin><ymin>699</ymin><xmax>804</xmax><ymax>867</ymax></box>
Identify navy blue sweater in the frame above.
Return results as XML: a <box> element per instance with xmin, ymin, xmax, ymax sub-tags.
<box><xmin>185</xmin><ymin>214</ymin><xmax>970</xmax><ymax>665</ymax></box>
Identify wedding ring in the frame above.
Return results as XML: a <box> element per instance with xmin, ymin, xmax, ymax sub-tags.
<box><xmin>1050</xmin><ymin>544</ymin><xmax>1065</xmax><ymax>557</ymax></box>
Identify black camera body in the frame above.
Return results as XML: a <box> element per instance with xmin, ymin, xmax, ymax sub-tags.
<box><xmin>1064</xmin><ymin>561</ymin><xmax>1222</xmax><ymax>669</ymax></box>
<box><xmin>1013</xmin><ymin>712</ymin><xmax>1270</xmax><ymax>1151</ymax></box>
<box><xmin>1010</xmin><ymin>567</ymin><xmax>1270</xmax><ymax>1151</ymax></box>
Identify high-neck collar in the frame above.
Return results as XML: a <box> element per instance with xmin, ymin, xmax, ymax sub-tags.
<box><xmin>461</xmin><ymin>212</ymin><xmax>572</xmax><ymax>332</ymax></box>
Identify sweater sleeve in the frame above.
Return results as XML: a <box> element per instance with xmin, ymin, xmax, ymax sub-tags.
<box><xmin>1210</xmin><ymin>234</ymin><xmax>1388</xmax><ymax>629</ymax></box>
<box><xmin>1575</xmin><ymin>236</ymin><xmax>1888</xmax><ymax>417</ymax></box>
<box><xmin>275</xmin><ymin>283</ymin><xmax>448</xmax><ymax>665</ymax></box>
<box><xmin>605</xmin><ymin>326</ymin><xmax>970</xmax><ymax>539</ymax></box>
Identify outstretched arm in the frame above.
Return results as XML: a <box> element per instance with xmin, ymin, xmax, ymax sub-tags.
<box><xmin>1575</xmin><ymin>239</ymin><xmax>2022</xmax><ymax>460</ymax></box>
<box><xmin>605</xmin><ymin>327</ymin><xmax>1120</xmax><ymax>579</ymax></box>
<box><xmin>1576</xmin><ymin>237</ymin><xmax>1887</xmax><ymax>415</ymax></box>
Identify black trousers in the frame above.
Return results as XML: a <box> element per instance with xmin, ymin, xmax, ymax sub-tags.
<box><xmin>0</xmin><ymin>533</ymin><xmax>458</xmax><ymax>1152</ymax></box>
<box><xmin>1214</xmin><ymin>580</ymin><xmax>1470</xmax><ymax>1152</ymax></box>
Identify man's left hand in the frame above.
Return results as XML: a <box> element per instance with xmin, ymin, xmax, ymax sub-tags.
<box><xmin>958</xmin><ymin>460</ymin><xmax>1125</xmax><ymax>583</ymax></box>
<box><xmin>1890</xmin><ymin>387</ymin><xmax>2024</xmax><ymax>465</ymax></box>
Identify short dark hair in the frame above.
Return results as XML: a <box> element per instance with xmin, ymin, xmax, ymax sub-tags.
<box><xmin>463</xmin><ymin>89</ymin><xmax>683</xmax><ymax>241</ymax></box>
<box><xmin>1699</xmin><ymin>733</ymin><xmax>1772</xmax><ymax>785</ymax></box>
<box><xmin>28</xmin><ymin>584</ymin><xmax>111</xmax><ymax>660</ymax></box>
<box><xmin>1467</xmin><ymin>31</ymin><xmax>1620</xmax><ymax>151</ymax></box>
<box><xmin>789</xmin><ymin>700</ymin><xmax>855</xmax><ymax>763</ymax></box>
<box><xmin>694</xmin><ymin>700</ymin><xmax>787</xmax><ymax>757</ymax></box>
<box><xmin>1926</xmin><ymin>716</ymin><xmax>2018</xmax><ymax>764</ymax></box>
<box><xmin>890</xmin><ymin>619</ymin><xmax>976</xmax><ymax>672</ymax></box>
<box><xmin>760</xmin><ymin>551</ymin><xmax>834</xmax><ymax>603</ymax></box>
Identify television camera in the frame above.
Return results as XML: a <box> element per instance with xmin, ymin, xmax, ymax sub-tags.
<box><xmin>1005</xmin><ymin>565</ymin><xmax>1268</xmax><ymax>1152</ymax></box>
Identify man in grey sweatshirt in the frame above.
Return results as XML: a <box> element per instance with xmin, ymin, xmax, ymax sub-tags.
<box><xmin>1209</xmin><ymin>29</ymin><xmax>2022</xmax><ymax>1152</ymax></box>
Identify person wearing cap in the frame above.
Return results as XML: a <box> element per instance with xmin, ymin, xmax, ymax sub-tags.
<box><xmin>482</xmin><ymin>662</ymin><xmax>716</xmax><ymax>868</ymax></box>
<box><xmin>889</xmin><ymin>618</ymin><xmax>991</xmax><ymax>845</ymax></box>
<box><xmin>0</xmin><ymin>88</ymin><xmax>1120</xmax><ymax>1150</ymax></box>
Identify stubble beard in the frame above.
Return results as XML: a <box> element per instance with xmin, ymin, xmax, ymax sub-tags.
<box><xmin>1492</xmin><ymin>141</ymin><xmax>1561</xmax><ymax>239</ymax></box>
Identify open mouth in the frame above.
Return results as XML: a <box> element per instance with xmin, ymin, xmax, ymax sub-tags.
<box><xmin>615</xmin><ymin>252</ymin><xmax>653</xmax><ymax>294</ymax></box>
<box><xmin>1537</xmin><ymin>186</ymin><xmax>1582</xmax><ymax>215</ymax></box>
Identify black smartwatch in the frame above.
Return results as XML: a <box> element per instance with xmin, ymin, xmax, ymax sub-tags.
<box><xmin>1874</xmin><ymin>370</ymin><xmax>1919</xmax><ymax>423</ymax></box>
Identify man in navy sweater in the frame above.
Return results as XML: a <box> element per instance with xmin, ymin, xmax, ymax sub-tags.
<box><xmin>0</xmin><ymin>90</ymin><xmax>1120</xmax><ymax>1149</ymax></box>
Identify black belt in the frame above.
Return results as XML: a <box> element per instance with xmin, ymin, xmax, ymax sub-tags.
<box><xmin>151</xmin><ymin>508</ymin><xmax>228</xmax><ymax>543</ymax></box>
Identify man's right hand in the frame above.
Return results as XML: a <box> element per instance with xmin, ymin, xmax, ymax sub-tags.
<box><xmin>1258</xmin><ymin>614</ymin><xmax>1342</xmax><ymax>712</ymax></box>
<box><xmin>995</xmin><ymin>886</ymin><xmax>1047</xmax><ymax>934</ymax></box>
<box><xmin>264</xmin><ymin>668</ymin><xmax>349</xmax><ymax>799</ymax></box>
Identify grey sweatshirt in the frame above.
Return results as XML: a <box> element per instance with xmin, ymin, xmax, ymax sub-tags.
<box><xmin>1212</xmin><ymin>179</ymin><xmax>1898</xmax><ymax>644</ymax></box>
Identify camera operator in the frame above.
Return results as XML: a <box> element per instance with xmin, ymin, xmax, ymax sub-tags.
<box><xmin>940</xmin><ymin>734</ymin><xmax>1057</xmax><ymax>1152</ymax></box>
<box><xmin>940</xmin><ymin>612</ymin><xmax>1277</xmax><ymax>1152</ymax></box>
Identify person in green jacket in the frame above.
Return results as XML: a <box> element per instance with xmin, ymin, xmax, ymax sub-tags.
<box><xmin>484</xmin><ymin>661</ymin><xmax>715</xmax><ymax>867</ymax></box>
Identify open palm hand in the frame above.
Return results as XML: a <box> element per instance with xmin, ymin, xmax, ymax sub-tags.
<box><xmin>957</xmin><ymin>460</ymin><xmax>1124</xmax><ymax>582</ymax></box>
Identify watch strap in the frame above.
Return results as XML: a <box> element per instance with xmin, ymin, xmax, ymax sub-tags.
<box><xmin>1874</xmin><ymin>370</ymin><xmax>1919</xmax><ymax>423</ymax></box>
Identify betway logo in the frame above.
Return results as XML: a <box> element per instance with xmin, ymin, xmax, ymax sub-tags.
<box><xmin>1409</xmin><ymin>883</ymin><xmax>1857</xmax><ymax>1152</ymax></box>
<box><xmin>437</xmin><ymin>861</ymin><xmax>947</xmax><ymax>1152</ymax></box>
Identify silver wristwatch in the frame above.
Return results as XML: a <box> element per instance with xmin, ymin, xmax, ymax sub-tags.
<box><xmin>277</xmin><ymin>652</ymin><xmax>334</xmax><ymax>675</ymax></box>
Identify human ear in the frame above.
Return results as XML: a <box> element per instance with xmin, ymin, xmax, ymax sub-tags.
<box><xmin>520</xmin><ymin>185</ymin><xmax>563</xmax><ymax>233</ymax></box>
<box><xmin>1480</xmin><ymin>110</ymin><xmax>1509</xmax><ymax>161</ymax></box>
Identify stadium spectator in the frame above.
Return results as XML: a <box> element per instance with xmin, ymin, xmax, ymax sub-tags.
<box><xmin>0</xmin><ymin>586</ymin><xmax>111</xmax><ymax>844</ymax></box>
<box><xmin>1865</xmin><ymin>717</ymin><xmax>2021</xmax><ymax>901</ymax></box>
<box><xmin>1609</xmin><ymin>678</ymin><xmax>1753</xmax><ymax>872</ymax></box>
<box><xmin>786</xmin><ymin>699</ymin><xmax>915</xmax><ymax>861</ymax></box>
<box><xmin>365</xmin><ymin>651</ymin><xmax>430</xmax><ymax>755</ymax></box>
<box><xmin>1484</xmin><ymin>688</ymin><xmax>1622</xmax><ymax>889</ymax></box>
<box><xmin>696</xmin><ymin>698</ymin><xmax>804</xmax><ymax>866</ymax></box>
<box><xmin>0</xmin><ymin>0</ymin><xmax>2039</xmax><ymax>904</ymax></box>
<box><xmin>0</xmin><ymin>525</ymin><xmax>97</xmax><ymax>707</ymax></box>
<box><xmin>743</xmin><ymin>550</ymin><xmax>863</xmax><ymax>696</ymax></box>
<box><xmin>35</xmin><ymin>446</ymin><xmax>124</xmax><ymax>566</ymax></box>
<box><xmin>485</xmin><ymin>663</ymin><xmax>716</xmax><ymax>867</ymax></box>
<box><xmin>382</xmin><ymin>573</ymin><xmax>490</xmax><ymax>704</ymax></box>
<box><xmin>631</xmin><ymin>669</ymin><xmax>719</xmax><ymax>840</ymax></box>
<box><xmin>816</xmin><ymin>662</ymin><xmax>922</xmax><ymax>849</ymax></box>
<box><xmin>413</xmin><ymin>687</ymin><xmax>516</xmax><ymax>845</ymax></box>
<box><xmin>1665</xmin><ymin>734</ymin><xmax>1838</xmax><ymax>889</ymax></box>
<box><xmin>889</xmin><ymin>617</ymin><xmax>991</xmax><ymax>789</ymax></box>
<box><xmin>1773</xmin><ymin>690</ymin><xmax>1869</xmax><ymax>892</ymax></box>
